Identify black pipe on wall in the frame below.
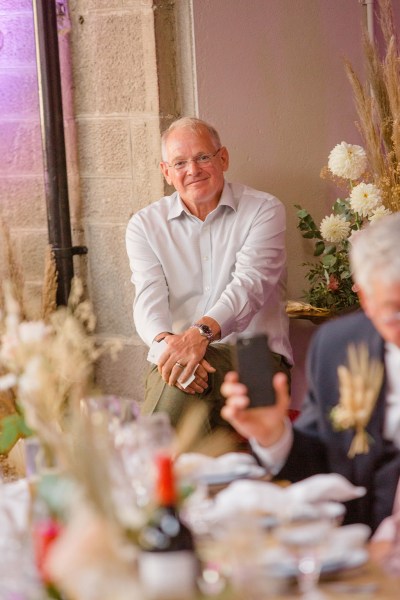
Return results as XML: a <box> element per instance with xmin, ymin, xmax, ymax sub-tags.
<box><xmin>33</xmin><ymin>0</ymin><xmax>78</xmax><ymax>306</ymax></box>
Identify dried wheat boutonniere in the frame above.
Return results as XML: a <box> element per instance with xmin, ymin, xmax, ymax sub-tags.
<box><xmin>330</xmin><ymin>343</ymin><xmax>384</xmax><ymax>458</ymax></box>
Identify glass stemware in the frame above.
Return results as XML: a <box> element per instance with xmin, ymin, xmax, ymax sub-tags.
<box><xmin>114</xmin><ymin>412</ymin><xmax>175</xmax><ymax>508</ymax></box>
<box><xmin>274</xmin><ymin>503</ymin><xmax>343</xmax><ymax>600</ymax></box>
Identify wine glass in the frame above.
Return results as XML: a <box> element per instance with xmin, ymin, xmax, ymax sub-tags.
<box><xmin>81</xmin><ymin>395</ymin><xmax>139</xmax><ymax>437</ymax></box>
<box><xmin>274</xmin><ymin>503</ymin><xmax>340</xmax><ymax>600</ymax></box>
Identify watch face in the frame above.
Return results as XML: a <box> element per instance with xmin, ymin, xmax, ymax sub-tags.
<box><xmin>194</xmin><ymin>324</ymin><xmax>213</xmax><ymax>339</ymax></box>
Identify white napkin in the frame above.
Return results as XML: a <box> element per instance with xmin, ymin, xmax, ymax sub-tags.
<box><xmin>147</xmin><ymin>340</ymin><xmax>197</xmax><ymax>389</ymax></box>
<box><xmin>261</xmin><ymin>523</ymin><xmax>371</xmax><ymax>572</ymax></box>
<box><xmin>0</xmin><ymin>479</ymin><xmax>30</xmax><ymax>537</ymax></box>
<box><xmin>207</xmin><ymin>473</ymin><xmax>366</xmax><ymax>520</ymax></box>
<box><xmin>286</xmin><ymin>474</ymin><xmax>366</xmax><ymax>504</ymax></box>
<box><xmin>175</xmin><ymin>452</ymin><xmax>259</xmax><ymax>479</ymax></box>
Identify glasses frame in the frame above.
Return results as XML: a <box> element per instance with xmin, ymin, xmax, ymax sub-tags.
<box><xmin>378</xmin><ymin>311</ymin><xmax>400</xmax><ymax>325</ymax></box>
<box><xmin>165</xmin><ymin>148</ymin><xmax>222</xmax><ymax>171</ymax></box>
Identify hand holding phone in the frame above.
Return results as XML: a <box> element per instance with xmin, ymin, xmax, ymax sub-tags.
<box><xmin>235</xmin><ymin>334</ymin><xmax>276</xmax><ymax>408</ymax></box>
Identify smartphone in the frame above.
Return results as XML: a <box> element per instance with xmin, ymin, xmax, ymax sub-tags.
<box><xmin>235</xmin><ymin>334</ymin><xmax>276</xmax><ymax>407</ymax></box>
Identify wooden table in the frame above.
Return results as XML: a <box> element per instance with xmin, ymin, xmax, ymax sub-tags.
<box><xmin>196</xmin><ymin>559</ymin><xmax>400</xmax><ymax>599</ymax></box>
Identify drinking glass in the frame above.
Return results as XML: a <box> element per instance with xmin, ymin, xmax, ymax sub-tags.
<box><xmin>0</xmin><ymin>484</ymin><xmax>42</xmax><ymax>599</ymax></box>
<box><xmin>274</xmin><ymin>503</ymin><xmax>339</xmax><ymax>600</ymax></box>
<box><xmin>114</xmin><ymin>412</ymin><xmax>175</xmax><ymax>507</ymax></box>
<box><xmin>200</xmin><ymin>512</ymin><xmax>288</xmax><ymax>599</ymax></box>
<box><xmin>81</xmin><ymin>395</ymin><xmax>139</xmax><ymax>438</ymax></box>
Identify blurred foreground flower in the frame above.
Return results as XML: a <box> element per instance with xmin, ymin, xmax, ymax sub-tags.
<box><xmin>0</xmin><ymin>278</ymin><xmax>121</xmax><ymax>461</ymax></box>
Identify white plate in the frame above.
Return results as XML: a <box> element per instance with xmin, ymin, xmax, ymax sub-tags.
<box><xmin>263</xmin><ymin>548</ymin><xmax>368</xmax><ymax>579</ymax></box>
<box><xmin>195</xmin><ymin>464</ymin><xmax>267</xmax><ymax>486</ymax></box>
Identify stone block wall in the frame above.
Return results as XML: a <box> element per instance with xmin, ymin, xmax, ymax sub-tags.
<box><xmin>0</xmin><ymin>0</ymin><xmax>179</xmax><ymax>404</ymax></box>
<box><xmin>67</xmin><ymin>0</ymin><xmax>166</xmax><ymax>402</ymax></box>
<box><xmin>0</xmin><ymin>0</ymin><xmax>47</xmax><ymax>318</ymax></box>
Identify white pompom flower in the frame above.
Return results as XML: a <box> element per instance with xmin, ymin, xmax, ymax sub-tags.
<box><xmin>349</xmin><ymin>182</ymin><xmax>382</xmax><ymax>217</ymax></box>
<box><xmin>320</xmin><ymin>214</ymin><xmax>351</xmax><ymax>243</ymax></box>
<box><xmin>328</xmin><ymin>142</ymin><xmax>367</xmax><ymax>180</ymax></box>
<box><xmin>368</xmin><ymin>205</ymin><xmax>392</xmax><ymax>224</ymax></box>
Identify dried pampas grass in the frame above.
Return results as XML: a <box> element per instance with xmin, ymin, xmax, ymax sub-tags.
<box><xmin>41</xmin><ymin>245</ymin><xmax>58</xmax><ymax>321</ymax></box>
<box><xmin>173</xmin><ymin>401</ymin><xmax>237</xmax><ymax>458</ymax></box>
<box><xmin>344</xmin><ymin>0</ymin><xmax>400</xmax><ymax>211</ymax></box>
<box><xmin>0</xmin><ymin>217</ymin><xmax>25</xmax><ymax>318</ymax></box>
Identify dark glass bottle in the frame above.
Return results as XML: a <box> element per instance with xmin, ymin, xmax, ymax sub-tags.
<box><xmin>138</xmin><ymin>453</ymin><xmax>198</xmax><ymax>599</ymax></box>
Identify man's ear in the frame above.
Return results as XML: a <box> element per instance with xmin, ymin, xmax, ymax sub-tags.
<box><xmin>160</xmin><ymin>161</ymin><xmax>173</xmax><ymax>185</ymax></box>
<box><xmin>219</xmin><ymin>146</ymin><xmax>230</xmax><ymax>172</ymax></box>
<box><xmin>357</xmin><ymin>286</ymin><xmax>371</xmax><ymax>316</ymax></box>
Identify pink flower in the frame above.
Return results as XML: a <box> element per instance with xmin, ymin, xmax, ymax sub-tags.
<box><xmin>328</xmin><ymin>275</ymin><xmax>340</xmax><ymax>292</ymax></box>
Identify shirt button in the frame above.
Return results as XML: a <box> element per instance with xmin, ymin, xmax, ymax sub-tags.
<box><xmin>205</xmin><ymin>286</ymin><xmax>210</xmax><ymax>292</ymax></box>
<box><xmin>203</xmin><ymin>256</ymin><xmax>209</xmax><ymax>261</ymax></box>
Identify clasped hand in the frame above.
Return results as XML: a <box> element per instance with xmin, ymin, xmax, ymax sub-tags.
<box><xmin>157</xmin><ymin>329</ymin><xmax>216</xmax><ymax>394</ymax></box>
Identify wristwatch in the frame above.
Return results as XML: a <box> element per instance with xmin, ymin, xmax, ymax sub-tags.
<box><xmin>190</xmin><ymin>323</ymin><xmax>213</xmax><ymax>341</ymax></box>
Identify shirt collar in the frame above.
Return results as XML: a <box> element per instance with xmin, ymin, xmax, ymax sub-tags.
<box><xmin>167</xmin><ymin>181</ymin><xmax>237</xmax><ymax>221</ymax></box>
<box><xmin>385</xmin><ymin>341</ymin><xmax>400</xmax><ymax>362</ymax></box>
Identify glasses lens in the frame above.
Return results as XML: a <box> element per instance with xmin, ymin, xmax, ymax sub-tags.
<box><xmin>381</xmin><ymin>312</ymin><xmax>400</xmax><ymax>324</ymax></box>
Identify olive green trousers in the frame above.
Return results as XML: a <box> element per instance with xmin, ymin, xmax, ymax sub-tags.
<box><xmin>142</xmin><ymin>343</ymin><xmax>291</xmax><ymax>434</ymax></box>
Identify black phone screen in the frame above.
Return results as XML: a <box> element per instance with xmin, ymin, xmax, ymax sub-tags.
<box><xmin>235</xmin><ymin>334</ymin><xmax>276</xmax><ymax>407</ymax></box>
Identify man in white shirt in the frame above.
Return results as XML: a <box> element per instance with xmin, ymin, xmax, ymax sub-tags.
<box><xmin>126</xmin><ymin>117</ymin><xmax>292</xmax><ymax>431</ymax></box>
<box><xmin>221</xmin><ymin>213</ymin><xmax>400</xmax><ymax>531</ymax></box>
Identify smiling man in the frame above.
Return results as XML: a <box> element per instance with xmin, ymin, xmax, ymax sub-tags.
<box><xmin>126</xmin><ymin>117</ymin><xmax>292</xmax><ymax>432</ymax></box>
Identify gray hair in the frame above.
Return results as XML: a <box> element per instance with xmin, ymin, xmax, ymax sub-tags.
<box><xmin>350</xmin><ymin>212</ymin><xmax>400</xmax><ymax>294</ymax></box>
<box><xmin>161</xmin><ymin>117</ymin><xmax>221</xmax><ymax>161</ymax></box>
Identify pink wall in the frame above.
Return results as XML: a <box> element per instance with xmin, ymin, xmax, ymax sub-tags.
<box><xmin>0</xmin><ymin>0</ymin><xmax>43</xmax><ymax>197</ymax></box>
<box><xmin>0</xmin><ymin>0</ymin><xmax>47</xmax><ymax>315</ymax></box>
<box><xmin>192</xmin><ymin>0</ymin><xmax>383</xmax><ymax>407</ymax></box>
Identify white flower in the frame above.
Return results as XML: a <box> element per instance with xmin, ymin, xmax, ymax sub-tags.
<box><xmin>349</xmin><ymin>182</ymin><xmax>382</xmax><ymax>217</ymax></box>
<box><xmin>320</xmin><ymin>214</ymin><xmax>351</xmax><ymax>243</ymax></box>
<box><xmin>0</xmin><ymin>333</ymin><xmax>19</xmax><ymax>363</ymax></box>
<box><xmin>368</xmin><ymin>205</ymin><xmax>392</xmax><ymax>223</ymax></box>
<box><xmin>0</xmin><ymin>373</ymin><xmax>17</xmax><ymax>391</ymax></box>
<box><xmin>328</xmin><ymin>142</ymin><xmax>367</xmax><ymax>180</ymax></box>
<box><xmin>19</xmin><ymin>321</ymin><xmax>49</xmax><ymax>344</ymax></box>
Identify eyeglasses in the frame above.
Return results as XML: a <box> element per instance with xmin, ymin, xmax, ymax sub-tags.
<box><xmin>166</xmin><ymin>148</ymin><xmax>221</xmax><ymax>171</ymax></box>
<box><xmin>378</xmin><ymin>311</ymin><xmax>400</xmax><ymax>324</ymax></box>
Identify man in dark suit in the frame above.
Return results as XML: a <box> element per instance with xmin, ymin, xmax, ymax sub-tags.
<box><xmin>221</xmin><ymin>213</ymin><xmax>400</xmax><ymax>532</ymax></box>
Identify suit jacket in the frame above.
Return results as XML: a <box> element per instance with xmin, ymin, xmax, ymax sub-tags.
<box><xmin>277</xmin><ymin>310</ymin><xmax>400</xmax><ymax>532</ymax></box>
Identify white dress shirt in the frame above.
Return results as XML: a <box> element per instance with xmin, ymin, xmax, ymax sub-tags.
<box><xmin>126</xmin><ymin>181</ymin><xmax>293</xmax><ymax>363</ymax></box>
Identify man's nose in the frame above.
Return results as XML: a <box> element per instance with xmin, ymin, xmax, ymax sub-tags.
<box><xmin>186</xmin><ymin>158</ymin><xmax>202</xmax><ymax>175</ymax></box>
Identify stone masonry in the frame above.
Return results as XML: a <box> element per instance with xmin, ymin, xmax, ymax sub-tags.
<box><xmin>0</xmin><ymin>0</ymin><xmax>47</xmax><ymax>318</ymax></box>
<box><xmin>0</xmin><ymin>0</ymin><xmax>183</xmax><ymax>404</ymax></box>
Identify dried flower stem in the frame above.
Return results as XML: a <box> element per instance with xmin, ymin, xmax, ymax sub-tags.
<box><xmin>332</xmin><ymin>343</ymin><xmax>384</xmax><ymax>458</ymax></box>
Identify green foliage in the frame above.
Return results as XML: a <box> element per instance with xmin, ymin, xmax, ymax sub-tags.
<box><xmin>0</xmin><ymin>410</ymin><xmax>32</xmax><ymax>454</ymax></box>
<box><xmin>295</xmin><ymin>204</ymin><xmax>360</xmax><ymax>312</ymax></box>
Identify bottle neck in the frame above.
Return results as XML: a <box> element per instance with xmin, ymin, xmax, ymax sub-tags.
<box><xmin>155</xmin><ymin>453</ymin><xmax>177</xmax><ymax>507</ymax></box>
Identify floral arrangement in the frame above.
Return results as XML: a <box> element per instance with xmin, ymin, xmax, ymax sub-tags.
<box><xmin>296</xmin><ymin>0</ymin><xmax>400</xmax><ymax>312</ymax></box>
<box><xmin>330</xmin><ymin>343</ymin><xmax>384</xmax><ymax>458</ymax></box>
<box><xmin>295</xmin><ymin>141</ymin><xmax>391</xmax><ymax>311</ymax></box>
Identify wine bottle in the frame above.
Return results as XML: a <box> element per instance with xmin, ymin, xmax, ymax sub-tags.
<box><xmin>138</xmin><ymin>452</ymin><xmax>198</xmax><ymax>599</ymax></box>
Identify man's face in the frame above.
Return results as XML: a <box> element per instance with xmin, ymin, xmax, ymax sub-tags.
<box><xmin>160</xmin><ymin>126</ymin><xmax>229</xmax><ymax>211</ymax></box>
<box><xmin>360</xmin><ymin>277</ymin><xmax>400</xmax><ymax>346</ymax></box>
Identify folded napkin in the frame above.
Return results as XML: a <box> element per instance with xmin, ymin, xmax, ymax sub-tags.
<box><xmin>0</xmin><ymin>479</ymin><xmax>30</xmax><ymax>537</ymax></box>
<box><xmin>175</xmin><ymin>452</ymin><xmax>259</xmax><ymax>479</ymax></box>
<box><xmin>261</xmin><ymin>523</ymin><xmax>370</xmax><ymax>574</ymax></box>
<box><xmin>206</xmin><ymin>473</ymin><xmax>366</xmax><ymax>520</ymax></box>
